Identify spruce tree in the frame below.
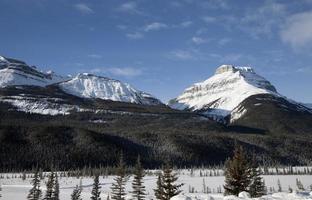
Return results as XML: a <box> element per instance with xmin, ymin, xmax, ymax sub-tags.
<box><xmin>91</xmin><ymin>174</ymin><xmax>101</xmax><ymax>200</ymax></box>
<box><xmin>223</xmin><ymin>145</ymin><xmax>251</xmax><ymax>196</ymax></box>
<box><xmin>71</xmin><ymin>185</ymin><xmax>82</xmax><ymax>200</ymax></box>
<box><xmin>111</xmin><ymin>153</ymin><xmax>127</xmax><ymax>200</ymax></box>
<box><xmin>249</xmin><ymin>158</ymin><xmax>266</xmax><ymax>198</ymax></box>
<box><xmin>44</xmin><ymin>171</ymin><xmax>56</xmax><ymax>200</ymax></box>
<box><xmin>52</xmin><ymin>173</ymin><xmax>60</xmax><ymax>200</ymax></box>
<box><xmin>296</xmin><ymin>179</ymin><xmax>304</xmax><ymax>190</ymax></box>
<box><xmin>131</xmin><ymin>155</ymin><xmax>146</xmax><ymax>200</ymax></box>
<box><xmin>27</xmin><ymin>170</ymin><xmax>42</xmax><ymax>200</ymax></box>
<box><xmin>154</xmin><ymin>173</ymin><xmax>164</xmax><ymax>200</ymax></box>
<box><xmin>277</xmin><ymin>179</ymin><xmax>282</xmax><ymax>192</ymax></box>
<box><xmin>161</xmin><ymin>163</ymin><xmax>183</xmax><ymax>200</ymax></box>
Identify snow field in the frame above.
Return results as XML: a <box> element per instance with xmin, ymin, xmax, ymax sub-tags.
<box><xmin>1</xmin><ymin>169</ymin><xmax>312</xmax><ymax>200</ymax></box>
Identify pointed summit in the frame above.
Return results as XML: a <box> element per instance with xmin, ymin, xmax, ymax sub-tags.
<box><xmin>168</xmin><ymin>64</ymin><xmax>278</xmax><ymax>120</ymax></box>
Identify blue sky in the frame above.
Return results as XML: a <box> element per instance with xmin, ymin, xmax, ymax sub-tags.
<box><xmin>1</xmin><ymin>0</ymin><xmax>312</xmax><ymax>103</ymax></box>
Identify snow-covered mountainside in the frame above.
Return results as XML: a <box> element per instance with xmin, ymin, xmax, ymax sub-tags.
<box><xmin>169</xmin><ymin>64</ymin><xmax>299</xmax><ymax>122</ymax></box>
<box><xmin>304</xmin><ymin>103</ymin><xmax>312</xmax><ymax>109</ymax></box>
<box><xmin>0</xmin><ymin>55</ymin><xmax>67</xmax><ymax>87</ymax></box>
<box><xmin>58</xmin><ymin>73</ymin><xmax>162</xmax><ymax>105</ymax></box>
<box><xmin>0</xmin><ymin>55</ymin><xmax>163</xmax><ymax>115</ymax></box>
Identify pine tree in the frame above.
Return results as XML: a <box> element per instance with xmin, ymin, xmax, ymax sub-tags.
<box><xmin>154</xmin><ymin>173</ymin><xmax>164</xmax><ymax>200</ymax></box>
<box><xmin>27</xmin><ymin>170</ymin><xmax>42</xmax><ymax>200</ymax></box>
<box><xmin>91</xmin><ymin>174</ymin><xmax>101</xmax><ymax>200</ymax></box>
<box><xmin>161</xmin><ymin>163</ymin><xmax>183</xmax><ymax>200</ymax></box>
<box><xmin>296</xmin><ymin>178</ymin><xmax>304</xmax><ymax>190</ymax></box>
<box><xmin>277</xmin><ymin>179</ymin><xmax>282</xmax><ymax>192</ymax></box>
<box><xmin>111</xmin><ymin>153</ymin><xmax>127</xmax><ymax>200</ymax></box>
<box><xmin>223</xmin><ymin>145</ymin><xmax>251</xmax><ymax>196</ymax></box>
<box><xmin>44</xmin><ymin>171</ymin><xmax>56</xmax><ymax>200</ymax></box>
<box><xmin>249</xmin><ymin>158</ymin><xmax>266</xmax><ymax>198</ymax></box>
<box><xmin>131</xmin><ymin>155</ymin><xmax>146</xmax><ymax>200</ymax></box>
<box><xmin>71</xmin><ymin>185</ymin><xmax>82</xmax><ymax>200</ymax></box>
<box><xmin>52</xmin><ymin>173</ymin><xmax>59</xmax><ymax>200</ymax></box>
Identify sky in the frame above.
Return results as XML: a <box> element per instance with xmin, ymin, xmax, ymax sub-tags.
<box><xmin>1</xmin><ymin>0</ymin><xmax>312</xmax><ymax>103</ymax></box>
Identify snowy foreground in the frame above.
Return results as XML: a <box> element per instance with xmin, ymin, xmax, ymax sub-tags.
<box><xmin>1</xmin><ymin>169</ymin><xmax>312</xmax><ymax>200</ymax></box>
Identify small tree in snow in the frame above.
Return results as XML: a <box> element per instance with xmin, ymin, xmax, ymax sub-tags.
<box><xmin>44</xmin><ymin>171</ymin><xmax>56</xmax><ymax>200</ymax></box>
<box><xmin>27</xmin><ymin>170</ymin><xmax>42</xmax><ymax>200</ymax></box>
<box><xmin>91</xmin><ymin>174</ymin><xmax>101</xmax><ymax>200</ymax></box>
<box><xmin>52</xmin><ymin>173</ymin><xmax>60</xmax><ymax>200</ymax></box>
<box><xmin>296</xmin><ymin>179</ymin><xmax>304</xmax><ymax>191</ymax></box>
<box><xmin>249</xmin><ymin>157</ymin><xmax>266</xmax><ymax>197</ymax></box>
<box><xmin>154</xmin><ymin>173</ymin><xmax>164</xmax><ymax>200</ymax></box>
<box><xmin>131</xmin><ymin>155</ymin><xmax>146</xmax><ymax>200</ymax></box>
<box><xmin>71</xmin><ymin>185</ymin><xmax>82</xmax><ymax>200</ymax></box>
<box><xmin>157</xmin><ymin>163</ymin><xmax>183</xmax><ymax>200</ymax></box>
<box><xmin>111</xmin><ymin>153</ymin><xmax>127</xmax><ymax>200</ymax></box>
<box><xmin>277</xmin><ymin>179</ymin><xmax>282</xmax><ymax>192</ymax></box>
<box><xmin>223</xmin><ymin>145</ymin><xmax>251</xmax><ymax>196</ymax></box>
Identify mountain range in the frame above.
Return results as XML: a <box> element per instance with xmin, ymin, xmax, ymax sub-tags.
<box><xmin>0</xmin><ymin>55</ymin><xmax>312</xmax><ymax>170</ymax></box>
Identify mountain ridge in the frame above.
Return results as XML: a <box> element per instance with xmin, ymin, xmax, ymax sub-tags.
<box><xmin>0</xmin><ymin>55</ymin><xmax>163</xmax><ymax>111</ymax></box>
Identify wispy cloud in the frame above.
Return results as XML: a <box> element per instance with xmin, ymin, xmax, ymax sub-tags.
<box><xmin>240</xmin><ymin>1</ymin><xmax>286</xmax><ymax>38</ymax></box>
<box><xmin>191</xmin><ymin>37</ymin><xmax>208</xmax><ymax>45</ymax></box>
<box><xmin>74</xmin><ymin>3</ymin><xmax>94</xmax><ymax>14</ymax></box>
<box><xmin>218</xmin><ymin>38</ymin><xmax>231</xmax><ymax>46</ymax></box>
<box><xmin>168</xmin><ymin>50</ymin><xmax>196</xmax><ymax>60</ymax></box>
<box><xmin>201</xmin><ymin>0</ymin><xmax>230</xmax><ymax>10</ymax></box>
<box><xmin>144</xmin><ymin>22</ymin><xmax>168</xmax><ymax>32</ymax></box>
<box><xmin>202</xmin><ymin>16</ymin><xmax>217</xmax><ymax>23</ymax></box>
<box><xmin>117</xmin><ymin>2</ymin><xmax>142</xmax><ymax>14</ymax></box>
<box><xmin>126</xmin><ymin>32</ymin><xmax>144</xmax><ymax>40</ymax></box>
<box><xmin>179</xmin><ymin>21</ymin><xmax>193</xmax><ymax>28</ymax></box>
<box><xmin>296</xmin><ymin>67</ymin><xmax>312</xmax><ymax>73</ymax></box>
<box><xmin>280</xmin><ymin>11</ymin><xmax>312</xmax><ymax>50</ymax></box>
<box><xmin>87</xmin><ymin>54</ymin><xmax>102</xmax><ymax>59</ymax></box>
<box><xmin>90</xmin><ymin>67</ymin><xmax>143</xmax><ymax>77</ymax></box>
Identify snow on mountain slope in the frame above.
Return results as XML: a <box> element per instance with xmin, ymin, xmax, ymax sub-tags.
<box><xmin>58</xmin><ymin>73</ymin><xmax>162</xmax><ymax>105</ymax></box>
<box><xmin>168</xmin><ymin>65</ymin><xmax>279</xmax><ymax>118</ymax></box>
<box><xmin>0</xmin><ymin>55</ymin><xmax>67</xmax><ymax>87</ymax></box>
<box><xmin>304</xmin><ymin>103</ymin><xmax>312</xmax><ymax>109</ymax></box>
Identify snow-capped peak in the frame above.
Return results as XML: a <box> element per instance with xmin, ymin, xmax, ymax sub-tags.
<box><xmin>168</xmin><ymin>64</ymin><xmax>278</xmax><ymax>118</ymax></box>
<box><xmin>0</xmin><ymin>55</ymin><xmax>68</xmax><ymax>87</ymax></box>
<box><xmin>58</xmin><ymin>73</ymin><xmax>162</xmax><ymax>105</ymax></box>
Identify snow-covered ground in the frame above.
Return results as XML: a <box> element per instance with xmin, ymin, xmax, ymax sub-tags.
<box><xmin>1</xmin><ymin>169</ymin><xmax>312</xmax><ymax>200</ymax></box>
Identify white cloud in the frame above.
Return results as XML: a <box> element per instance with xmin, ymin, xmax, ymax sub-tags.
<box><xmin>116</xmin><ymin>25</ymin><xmax>127</xmax><ymax>30</ymax></box>
<box><xmin>88</xmin><ymin>54</ymin><xmax>102</xmax><ymax>59</ymax></box>
<box><xmin>117</xmin><ymin>2</ymin><xmax>141</xmax><ymax>14</ymax></box>
<box><xmin>126</xmin><ymin>32</ymin><xmax>144</xmax><ymax>40</ymax></box>
<box><xmin>201</xmin><ymin>0</ymin><xmax>230</xmax><ymax>10</ymax></box>
<box><xmin>109</xmin><ymin>67</ymin><xmax>142</xmax><ymax>77</ymax></box>
<box><xmin>90</xmin><ymin>67</ymin><xmax>143</xmax><ymax>77</ymax></box>
<box><xmin>221</xmin><ymin>54</ymin><xmax>243</xmax><ymax>62</ymax></box>
<box><xmin>74</xmin><ymin>3</ymin><xmax>94</xmax><ymax>14</ymax></box>
<box><xmin>191</xmin><ymin>37</ymin><xmax>207</xmax><ymax>45</ymax></box>
<box><xmin>280</xmin><ymin>11</ymin><xmax>312</xmax><ymax>49</ymax></box>
<box><xmin>180</xmin><ymin>21</ymin><xmax>193</xmax><ymax>28</ymax></box>
<box><xmin>240</xmin><ymin>1</ymin><xmax>286</xmax><ymax>38</ymax></box>
<box><xmin>168</xmin><ymin>50</ymin><xmax>195</xmax><ymax>60</ymax></box>
<box><xmin>218</xmin><ymin>38</ymin><xmax>231</xmax><ymax>46</ymax></box>
<box><xmin>144</xmin><ymin>22</ymin><xmax>168</xmax><ymax>32</ymax></box>
<box><xmin>202</xmin><ymin>16</ymin><xmax>217</xmax><ymax>23</ymax></box>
